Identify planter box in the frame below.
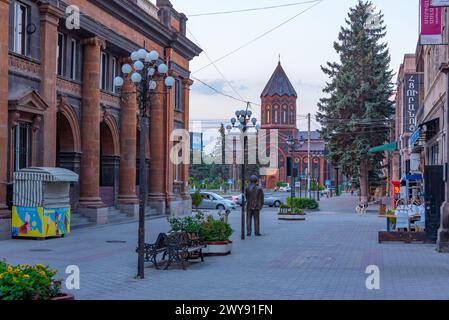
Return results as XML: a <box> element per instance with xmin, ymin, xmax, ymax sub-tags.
<box><xmin>278</xmin><ymin>214</ymin><xmax>306</xmax><ymax>221</ymax></box>
<box><xmin>51</xmin><ymin>293</ymin><xmax>75</xmax><ymax>301</ymax></box>
<box><xmin>378</xmin><ymin>231</ymin><xmax>427</xmax><ymax>244</ymax></box>
<box><xmin>203</xmin><ymin>240</ymin><xmax>233</xmax><ymax>256</ymax></box>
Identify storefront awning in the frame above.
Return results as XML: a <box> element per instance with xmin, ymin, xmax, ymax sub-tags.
<box><xmin>369</xmin><ymin>142</ymin><xmax>397</xmax><ymax>153</ymax></box>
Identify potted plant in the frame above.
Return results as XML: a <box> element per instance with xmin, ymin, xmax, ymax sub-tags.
<box><xmin>200</xmin><ymin>216</ymin><xmax>234</xmax><ymax>256</ymax></box>
<box><xmin>0</xmin><ymin>260</ymin><xmax>74</xmax><ymax>300</ymax></box>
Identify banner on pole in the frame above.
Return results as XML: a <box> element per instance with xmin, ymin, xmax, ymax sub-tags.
<box><xmin>431</xmin><ymin>0</ymin><xmax>449</xmax><ymax>7</ymax></box>
<box><xmin>420</xmin><ymin>0</ymin><xmax>443</xmax><ymax>45</ymax></box>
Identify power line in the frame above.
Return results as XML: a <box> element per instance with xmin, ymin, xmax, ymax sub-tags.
<box><xmin>188</xmin><ymin>1</ymin><xmax>321</xmax><ymax>17</ymax></box>
<box><xmin>192</xmin><ymin>0</ymin><xmax>324</xmax><ymax>74</ymax></box>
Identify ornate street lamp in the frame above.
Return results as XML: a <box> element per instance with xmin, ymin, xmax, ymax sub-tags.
<box><xmin>227</xmin><ymin>105</ymin><xmax>259</xmax><ymax>240</ymax></box>
<box><xmin>114</xmin><ymin>48</ymin><xmax>174</xmax><ymax>279</ymax></box>
<box><xmin>286</xmin><ymin>135</ymin><xmax>297</xmax><ymax>213</ymax></box>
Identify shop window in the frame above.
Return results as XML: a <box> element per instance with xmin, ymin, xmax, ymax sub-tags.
<box><xmin>429</xmin><ymin>143</ymin><xmax>439</xmax><ymax>165</ymax></box>
<box><xmin>14</xmin><ymin>122</ymin><xmax>32</xmax><ymax>171</ymax></box>
<box><xmin>13</xmin><ymin>1</ymin><xmax>30</xmax><ymax>56</ymax></box>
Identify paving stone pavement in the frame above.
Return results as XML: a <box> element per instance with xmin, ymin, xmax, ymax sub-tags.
<box><xmin>1</xmin><ymin>194</ymin><xmax>449</xmax><ymax>300</ymax></box>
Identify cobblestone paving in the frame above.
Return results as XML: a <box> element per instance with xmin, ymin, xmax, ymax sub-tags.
<box><xmin>1</xmin><ymin>195</ymin><xmax>449</xmax><ymax>300</ymax></box>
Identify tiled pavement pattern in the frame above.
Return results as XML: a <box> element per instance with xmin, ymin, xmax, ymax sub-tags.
<box><xmin>1</xmin><ymin>195</ymin><xmax>449</xmax><ymax>300</ymax></box>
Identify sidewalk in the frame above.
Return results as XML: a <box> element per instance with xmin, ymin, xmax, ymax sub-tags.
<box><xmin>1</xmin><ymin>195</ymin><xmax>449</xmax><ymax>300</ymax></box>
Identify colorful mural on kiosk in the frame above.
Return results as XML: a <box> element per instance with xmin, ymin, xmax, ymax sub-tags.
<box><xmin>12</xmin><ymin>206</ymin><xmax>71</xmax><ymax>238</ymax></box>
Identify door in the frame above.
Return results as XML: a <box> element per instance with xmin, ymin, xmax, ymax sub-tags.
<box><xmin>424</xmin><ymin>165</ymin><xmax>445</xmax><ymax>243</ymax></box>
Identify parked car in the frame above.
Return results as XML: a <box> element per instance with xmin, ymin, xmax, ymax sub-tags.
<box><xmin>233</xmin><ymin>194</ymin><xmax>283</xmax><ymax>208</ymax></box>
<box><xmin>191</xmin><ymin>192</ymin><xmax>236</xmax><ymax>213</ymax></box>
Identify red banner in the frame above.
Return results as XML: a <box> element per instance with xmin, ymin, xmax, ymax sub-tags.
<box><xmin>420</xmin><ymin>0</ymin><xmax>443</xmax><ymax>45</ymax></box>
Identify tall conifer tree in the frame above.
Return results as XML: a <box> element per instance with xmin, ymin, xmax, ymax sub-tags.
<box><xmin>317</xmin><ymin>1</ymin><xmax>394</xmax><ymax>204</ymax></box>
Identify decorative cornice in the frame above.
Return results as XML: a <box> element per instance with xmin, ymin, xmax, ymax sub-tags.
<box><xmin>57</xmin><ymin>77</ymin><xmax>82</xmax><ymax>98</ymax></box>
<box><xmin>100</xmin><ymin>91</ymin><xmax>121</xmax><ymax>108</ymax></box>
<box><xmin>81</xmin><ymin>37</ymin><xmax>107</xmax><ymax>50</ymax></box>
<box><xmin>9</xmin><ymin>53</ymin><xmax>41</xmax><ymax>78</ymax></box>
<box><xmin>39</xmin><ymin>3</ymin><xmax>65</xmax><ymax>26</ymax></box>
<box><xmin>72</xmin><ymin>0</ymin><xmax>202</xmax><ymax>60</ymax></box>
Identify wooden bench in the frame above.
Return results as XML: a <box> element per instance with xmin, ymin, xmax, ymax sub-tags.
<box><xmin>142</xmin><ymin>232</ymin><xmax>206</xmax><ymax>270</ymax></box>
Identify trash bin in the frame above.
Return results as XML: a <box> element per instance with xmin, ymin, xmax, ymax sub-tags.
<box><xmin>11</xmin><ymin>167</ymin><xmax>79</xmax><ymax>239</ymax></box>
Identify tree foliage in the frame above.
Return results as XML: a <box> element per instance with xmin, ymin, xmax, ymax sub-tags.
<box><xmin>316</xmin><ymin>1</ymin><xmax>394</xmax><ymax>201</ymax></box>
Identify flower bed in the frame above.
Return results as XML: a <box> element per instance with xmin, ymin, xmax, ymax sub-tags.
<box><xmin>0</xmin><ymin>260</ymin><xmax>71</xmax><ymax>300</ymax></box>
<box><xmin>278</xmin><ymin>206</ymin><xmax>306</xmax><ymax>221</ymax></box>
<box><xmin>168</xmin><ymin>212</ymin><xmax>234</xmax><ymax>256</ymax></box>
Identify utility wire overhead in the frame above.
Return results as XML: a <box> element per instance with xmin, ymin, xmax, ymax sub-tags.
<box><xmin>192</xmin><ymin>0</ymin><xmax>324</xmax><ymax>74</ymax></box>
<box><xmin>188</xmin><ymin>1</ymin><xmax>321</xmax><ymax>17</ymax></box>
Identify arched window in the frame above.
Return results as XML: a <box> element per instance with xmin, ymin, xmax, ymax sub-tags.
<box><xmin>290</xmin><ymin>109</ymin><xmax>295</xmax><ymax>125</ymax></box>
<box><xmin>273</xmin><ymin>109</ymin><xmax>279</xmax><ymax>124</ymax></box>
<box><xmin>282</xmin><ymin>108</ymin><xmax>288</xmax><ymax>124</ymax></box>
<box><xmin>266</xmin><ymin>108</ymin><xmax>271</xmax><ymax>123</ymax></box>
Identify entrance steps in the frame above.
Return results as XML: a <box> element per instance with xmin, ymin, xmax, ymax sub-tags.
<box><xmin>71</xmin><ymin>206</ymin><xmax>163</xmax><ymax>230</ymax></box>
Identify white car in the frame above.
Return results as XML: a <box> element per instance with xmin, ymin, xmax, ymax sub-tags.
<box><xmin>192</xmin><ymin>192</ymin><xmax>236</xmax><ymax>213</ymax></box>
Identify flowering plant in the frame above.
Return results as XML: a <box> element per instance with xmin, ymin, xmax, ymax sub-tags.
<box><xmin>0</xmin><ymin>260</ymin><xmax>62</xmax><ymax>300</ymax></box>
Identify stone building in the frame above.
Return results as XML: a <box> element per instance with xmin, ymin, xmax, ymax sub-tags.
<box><xmin>413</xmin><ymin>8</ymin><xmax>449</xmax><ymax>249</ymax></box>
<box><xmin>392</xmin><ymin>54</ymin><xmax>419</xmax><ymax>181</ymax></box>
<box><xmin>260</xmin><ymin>62</ymin><xmax>331</xmax><ymax>190</ymax></box>
<box><xmin>0</xmin><ymin>0</ymin><xmax>201</xmax><ymax>238</ymax></box>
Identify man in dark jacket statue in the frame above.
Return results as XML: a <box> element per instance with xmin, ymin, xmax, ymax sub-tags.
<box><xmin>245</xmin><ymin>175</ymin><xmax>264</xmax><ymax>236</ymax></box>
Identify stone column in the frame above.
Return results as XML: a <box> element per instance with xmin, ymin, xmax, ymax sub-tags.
<box><xmin>39</xmin><ymin>3</ymin><xmax>64</xmax><ymax>167</ymax></box>
<box><xmin>0</xmin><ymin>0</ymin><xmax>10</xmax><ymax>239</ymax></box>
<box><xmin>118</xmin><ymin>77</ymin><xmax>139</xmax><ymax>217</ymax></box>
<box><xmin>181</xmin><ymin>78</ymin><xmax>193</xmax><ymax>213</ymax></box>
<box><xmin>148</xmin><ymin>77</ymin><xmax>166</xmax><ymax>215</ymax></box>
<box><xmin>78</xmin><ymin>37</ymin><xmax>108</xmax><ymax>224</ymax></box>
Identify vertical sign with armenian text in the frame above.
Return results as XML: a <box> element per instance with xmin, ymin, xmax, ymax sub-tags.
<box><xmin>403</xmin><ymin>74</ymin><xmax>421</xmax><ymax>133</ymax></box>
<box><xmin>420</xmin><ymin>0</ymin><xmax>443</xmax><ymax>45</ymax></box>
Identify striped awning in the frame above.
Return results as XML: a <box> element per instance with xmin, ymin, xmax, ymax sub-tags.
<box><xmin>13</xmin><ymin>167</ymin><xmax>78</xmax><ymax>182</ymax></box>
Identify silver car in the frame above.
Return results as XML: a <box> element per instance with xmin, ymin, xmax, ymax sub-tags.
<box><xmin>233</xmin><ymin>194</ymin><xmax>283</xmax><ymax>208</ymax></box>
<box><xmin>193</xmin><ymin>192</ymin><xmax>236</xmax><ymax>213</ymax></box>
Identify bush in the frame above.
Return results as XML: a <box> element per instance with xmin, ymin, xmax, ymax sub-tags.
<box><xmin>0</xmin><ymin>260</ymin><xmax>62</xmax><ymax>300</ymax></box>
<box><xmin>167</xmin><ymin>213</ymin><xmax>233</xmax><ymax>242</ymax></box>
<box><xmin>191</xmin><ymin>191</ymin><xmax>203</xmax><ymax>210</ymax></box>
<box><xmin>286</xmin><ymin>197</ymin><xmax>319</xmax><ymax>210</ymax></box>
<box><xmin>200</xmin><ymin>216</ymin><xmax>233</xmax><ymax>242</ymax></box>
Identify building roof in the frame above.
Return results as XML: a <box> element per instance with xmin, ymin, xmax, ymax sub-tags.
<box><xmin>295</xmin><ymin>131</ymin><xmax>321</xmax><ymax>140</ymax></box>
<box><xmin>261</xmin><ymin>62</ymin><xmax>297</xmax><ymax>98</ymax></box>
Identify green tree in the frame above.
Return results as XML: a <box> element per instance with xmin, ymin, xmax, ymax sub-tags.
<box><xmin>317</xmin><ymin>1</ymin><xmax>394</xmax><ymax>204</ymax></box>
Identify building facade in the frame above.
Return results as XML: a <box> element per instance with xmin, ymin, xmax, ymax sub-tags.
<box><xmin>260</xmin><ymin>62</ymin><xmax>331</xmax><ymax>190</ymax></box>
<box><xmin>0</xmin><ymin>0</ymin><xmax>201</xmax><ymax>238</ymax></box>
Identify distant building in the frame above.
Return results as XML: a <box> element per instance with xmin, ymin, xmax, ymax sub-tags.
<box><xmin>259</xmin><ymin>62</ymin><xmax>332</xmax><ymax>189</ymax></box>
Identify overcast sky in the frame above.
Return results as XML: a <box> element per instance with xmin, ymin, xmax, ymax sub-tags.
<box><xmin>168</xmin><ymin>0</ymin><xmax>419</xmax><ymax>132</ymax></box>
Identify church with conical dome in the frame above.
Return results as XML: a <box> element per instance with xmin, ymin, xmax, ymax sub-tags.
<box><xmin>260</xmin><ymin>61</ymin><xmax>331</xmax><ymax>190</ymax></box>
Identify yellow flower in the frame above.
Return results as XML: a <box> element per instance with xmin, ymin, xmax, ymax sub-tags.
<box><xmin>40</xmin><ymin>270</ymin><xmax>46</xmax><ymax>277</ymax></box>
<box><xmin>0</xmin><ymin>273</ymin><xmax>4</xmax><ymax>279</ymax></box>
<box><xmin>23</xmin><ymin>274</ymin><xmax>30</xmax><ymax>279</ymax></box>
<box><xmin>36</xmin><ymin>263</ymin><xmax>45</xmax><ymax>268</ymax></box>
<box><xmin>12</xmin><ymin>277</ymin><xmax>18</xmax><ymax>283</ymax></box>
<box><xmin>7</xmin><ymin>266</ymin><xmax>12</xmax><ymax>273</ymax></box>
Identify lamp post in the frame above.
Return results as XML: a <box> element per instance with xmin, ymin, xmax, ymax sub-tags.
<box><xmin>227</xmin><ymin>104</ymin><xmax>259</xmax><ymax>240</ymax></box>
<box><xmin>114</xmin><ymin>48</ymin><xmax>175</xmax><ymax>279</ymax></box>
<box><xmin>335</xmin><ymin>165</ymin><xmax>341</xmax><ymax>197</ymax></box>
<box><xmin>286</xmin><ymin>135</ymin><xmax>304</xmax><ymax>211</ymax></box>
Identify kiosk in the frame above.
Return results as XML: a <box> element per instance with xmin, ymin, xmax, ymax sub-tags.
<box><xmin>11</xmin><ymin>167</ymin><xmax>79</xmax><ymax>239</ymax></box>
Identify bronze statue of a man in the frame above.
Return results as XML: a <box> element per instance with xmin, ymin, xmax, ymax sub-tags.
<box><xmin>245</xmin><ymin>175</ymin><xmax>264</xmax><ymax>236</ymax></box>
